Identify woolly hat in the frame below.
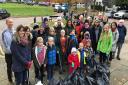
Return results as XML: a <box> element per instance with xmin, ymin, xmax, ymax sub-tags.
<box><xmin>71</xmin><ymin>47</ymin><xmax>77</xmax><ymax>53</ymax></box>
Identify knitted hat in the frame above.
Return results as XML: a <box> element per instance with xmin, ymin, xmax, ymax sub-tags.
<box><xmin>71</xmin><ymin>47</ymin><xmax>77</xmax><ymax>53</ymax></box>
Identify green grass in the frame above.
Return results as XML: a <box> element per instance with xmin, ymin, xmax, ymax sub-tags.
<box><xmin>0</xmin><ymin>3</ymin><xmax>55</xmax><ymax>17</ymax></box>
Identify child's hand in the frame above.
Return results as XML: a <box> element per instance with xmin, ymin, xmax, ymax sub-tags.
<box><xmin>72</xmin><ymin>62</ymin><xmax>74</xmax><ymax>68</ymax></box>
<box><xmin>44</xmin><ymin>64</ymin><xmax>46</xmax><ymax>67</ymax></box>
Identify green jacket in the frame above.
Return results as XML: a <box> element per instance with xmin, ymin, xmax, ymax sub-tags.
<box><xmin>97</xmin><ymin>30</ymin><xmax>113</xmax><ymax>54</ymax></box>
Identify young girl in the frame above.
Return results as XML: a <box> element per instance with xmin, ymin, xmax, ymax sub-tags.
<box><xmin>68</xmin><ymin>47</ymin><xmax>80</xmax><ymax>74</ymax></box>
<box><xmin>11</xmin><ymin>25</ymin><xmax>32</xmax><ymax>85</ymax></box>
<box><xmin>97</xmin><ymin>24</ymin><xmax>113</xmax><ymax>64</ymax></box>
<box><xmin>46</xmin><ymin>37</ymin><xmax>57</xmax><ymax>81</ymax></box>
<box><xmin>84</xmin><ymin>39</ymin><xmax>94</xmax><ymax>68</ymax></box>
<box><xmin>58</xmin><ymin>29</ymin><xmax>68</xmax><ymax>64</ymax></box>
<box><xmin>33</xmin><ymin>37</ymin><xmax>47</xmax><ymax>84</ymax></box>
<box><xmin>82</xmin><ymin>31</ymin><xmax>91</xmax><ymax>47</ymax></box>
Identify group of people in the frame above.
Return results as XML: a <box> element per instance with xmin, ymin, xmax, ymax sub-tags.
<box><xmin>2</xmin><ymin>12</ymin><xmax>127</xmax><ymax>85</ymax></box>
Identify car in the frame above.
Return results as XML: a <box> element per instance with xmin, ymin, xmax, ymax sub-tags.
<box><xmin>0</xmin><ymin>9</ymin><xmax>10</xmax><ymax>20</ymax></box>
<box><xmin>113</xmin><ymin>10</ymin><xmax>128</xmax><ymax>19</ymax></box>
<box><xmin>104</xmin><ymin>10</ymin><xmax>116</xmax><ymax>18</ymax></box>
<box><xmin>38</xmin><ymin>2</ymin><xmax>50</xmax><ymax>6</ymax></box>
<box><xmin>61</xmin><ymin>4</ymin><xmax>69</xmax><ymax>12</ymax></box>
<box><xmin>25</xmin><ymin>1</ymin><xmax>35</xmax><ymax>5</ymax></box>
<box><xmin>0</xmin><ymin>0</ymin><xmax>6</xmax><ymax>3</ymax></box>
<box><xmin>54</xmin><ymin>4</ymin><xmax>62</xmax><ymax>13</ymax></box>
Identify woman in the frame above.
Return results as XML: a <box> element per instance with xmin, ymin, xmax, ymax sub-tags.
<box><xmin>109</xmin><ymin>22</ymin><xmax>119</xmax><ymax>63</ymax></box>
<box><xmin>65</xmin><ymin>20</ymin><xmax>74</xmax><ymax>36</ymax></box>
<box><xmin>11</xmin><ymin>25</ymin><xmax>32</xmax><ymax>85</ymax></box>
<box><xmin>91</xmin><ymin>19</ymin><xmax>102</xmax><ymax>53</ymax></box>
<box><xmin>97</xmin><ymin>24</ymin><xmax>113</xmax><ymax>64</ymax></box>
<box><xmin>80</xmin><ymin>20</ymin><xmax>91</xmax><ymax>39</ymax></box>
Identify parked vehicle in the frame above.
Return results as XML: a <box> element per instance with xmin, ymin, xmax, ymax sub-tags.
<box><xmin>104</xmin><ymin>10</ymin><xmax>116</xmax><ymax>18</ymax></box>
<box><xmin>61</xmin><ymin>4</ymin><xmax>69</xmax><ymax>12</ymax></box>
<box><xmin>0</xmin><ymin>9</ymin><xmax>10</xmax><ymax>20</ymax></box>
<box><xmin>25</xmin><ymin>1</ymin><xmax>35</xmax><ymax>5</ymax></box>
<box><xmin>0</xmin><ymin>0</ymin><xmax>6</xmax><ymax>3</ymax></box>
<box><xmin>54</xmin><ymin>4</ymin><xmax>62</xmax><ymax>13</ymax></box>
<box><xmin>38</xmin><ymin>2</ymin><xmax>50</xmax><ymax>6</ymax></box>
<box><xmin>113</xmin><ymin>10</ymin><xmax>128</xmax><ymax>19</ymax></box>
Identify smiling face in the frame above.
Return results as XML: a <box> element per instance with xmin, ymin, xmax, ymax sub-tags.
<box><xmin>18</xmin><ymin>27</ymin><xmax>25</xmax><ymax>38</ymax></box>
<box><xmin>103</xmin><ymin>24</ymin><xmax>110</xmax><ymax>32</ymax></box>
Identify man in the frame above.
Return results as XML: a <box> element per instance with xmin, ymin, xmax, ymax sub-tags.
<box><xmin>2</xmin><ymin>18</ymin><xmax>14</xmax><ymax>84</ymax></box>
<box><xmin>117</xmin><ymin>19</ymin><xmax>127</xmax><ymax>60</ymax></box>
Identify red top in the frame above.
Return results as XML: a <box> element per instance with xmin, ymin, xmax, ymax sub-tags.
<box><xmin>68</xmin><ymin>54</ymin><xmax>80</xmax><ymax>74</ymax></box>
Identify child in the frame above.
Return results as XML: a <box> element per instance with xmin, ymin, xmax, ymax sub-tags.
<box><xmin>97</xmin><ymin>24</ymin><xmax>112</xmax><ymax>64</ymax></box>
<box><xmin>77</xmin><ymin>43</ymin><xmax>87</xmax><ymax>72</ymax></box>
<box><xmin>68</xmin><ymin>47</ymin><xmax>80</xmax><ymax>74</ymax></box>
<box><xmin>46</xmin><ymin>37</ymin><xmax>57</xmax><ymax>81</ymax></box>
<box><xmin>32</xmin><ymin>37</ymin><xmax>47</xmax><ymax>84</ymax></box>
<box><xmin>84</xmin><ymin>39</ymin><xmax>94</xmax><ymax>68</ymax></box>
<box><xmin>82</xmin><ymin>31</ymin><xmax>90</xmax><ymax>47</ymax></box>
<box><xmin>58</xmin><ymin>29</ymin><xmax>68</xmax><ymax>64</ymax></box>
<box><xmin>67</xmin><ymin>29</ymin><xmax>78</xmax><ymax>55</ymax></box>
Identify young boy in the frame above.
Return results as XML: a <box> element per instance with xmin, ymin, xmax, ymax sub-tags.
<box><xmin>67</xmin><ymin>29</ymin><xmax>78</xmax><ymax>55</ymax></box>
<box><xmin>68</xmin><ymin>47</ymin><xmax>80</xmax><ymax>74</ymax></box>
<box><xmin>46</xmin><ymin>37</ymin><xmax>57</xmax><ymax>81</ymax></box>
<box><xmin>77</xmin><ymin>43</ymin><xmax>87</xmax><ymax>72</ymax></box>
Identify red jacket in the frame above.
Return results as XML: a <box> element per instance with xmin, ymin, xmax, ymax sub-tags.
<box><xmin>68</xmin><ymin>54</ymin><xmax>80</xmax><ymax>74</ymax></box>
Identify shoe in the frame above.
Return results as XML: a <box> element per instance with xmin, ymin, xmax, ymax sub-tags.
<box><xmin>8</xmin><ymin>81</ymin><xmax>14</xmax><ymax>85</ymax></box>
<box><xmin>117</xmin><ymin>57</ymin><xmax>120</xmax><ymax>60</ymax></box>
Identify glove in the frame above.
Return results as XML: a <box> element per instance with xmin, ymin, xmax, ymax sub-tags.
<box><xmin>72</xmin><ymin>62</ymin><xmax>74</xmax><ymax>68</ymax></box>
<box><xmin>25</xmin><ymin>61</ymin><xmax>32</xmax><ymax>69</ymax></box>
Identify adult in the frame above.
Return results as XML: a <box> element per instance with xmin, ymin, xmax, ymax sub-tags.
<box><xmin>109</xmin><ymin>22</ymin><xmax>119</xmax><ymax>63</ymax></box>
<box><xmin>91</xmin><ymin>19</ymin><xmax>102</xmax><ymax>53</ymax></box>
<box><xmin>116</xmin><ymin>20</ymin><xmax>127</xmax><ymax>60</ymax></box>
<box><xmin>65</xmin><ymin>20</ymin><xmax>74</xmax><ymax>36</ymax></box>
<box><xmin>10</xmin><ymin>25</ymin><xmax>32</xmax><ymax>85</ymax></box>
<box><xmin>54</xmin><ymin>17</ymin><xmax>64</xmax><ymax>36</ymax></box>
<box><xmin>2</xmin><ymin>18</ymin><xmax>14</xmax><ymax>84</ymax></box>
<box><xmin>81</xmin><ymin>20</ymin><xmax>91</xmax><ymax>39</ymax></box>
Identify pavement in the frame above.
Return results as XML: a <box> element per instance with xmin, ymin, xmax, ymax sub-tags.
<box><xmin>0</xmin><ymin>17</ymin><xmax>128</xmax><ymax>85</ymax></box>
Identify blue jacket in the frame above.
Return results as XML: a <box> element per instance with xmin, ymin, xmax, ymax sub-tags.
<box><xmin>117</xmin><ymin>25</ymin><xmax>127</xmax><ymax>43</ymax></box>
<box><xmin>10</xmin><ymin>40</ymin><xmax>31</xmax><ymax>72</ymax></box>
<box><xmin>46</xmin><ymin>45</ymin><xmax>57</xmax><ymax>65</ymax></box>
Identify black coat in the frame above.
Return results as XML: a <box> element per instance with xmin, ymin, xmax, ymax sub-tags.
<box><xmin>90</xmin><ymin>25</ymin><xmax>102</xmax><ymax>52</ymax></box>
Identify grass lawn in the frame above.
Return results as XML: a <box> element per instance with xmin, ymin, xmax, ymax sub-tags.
<box><xmin>0</xmin><ymin>3</ymin><xmax>55</xmax><ymax>17</ymax></box>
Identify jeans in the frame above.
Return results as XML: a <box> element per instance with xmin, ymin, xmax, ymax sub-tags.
<box><xmin>116</xmin><ymin>42</ymin><xmax>123</xmax><ymax>58</ymax></box>
<box><xmin>47</xmin><ymin>64</ymin><xmax>54</xmax><ymax>80</ymax></box>
<box><xmin>14</xmin><ymin>70</ymin><xmax>27</xmax><ymax>85</ymax></box>
<box><xmin>5</xmin><ymin>54</ymin><xmax>13</xmax><ymax>82</ymax></box>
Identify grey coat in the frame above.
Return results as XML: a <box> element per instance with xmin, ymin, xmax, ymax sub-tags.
<box><xmin>111</xmin><ymin>29</ymin><xmax>119</xmax><ymax>52</ymax></box>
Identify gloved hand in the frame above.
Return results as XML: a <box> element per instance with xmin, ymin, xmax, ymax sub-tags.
<box><xmin>25</xmin><ymin>61</ymin><xmax>32</xmax><ymax>69</ymax></box>
<box><xmin>72</xmin><ymin>62</ymin><xmax>74</xmax><ymax>68</ymax></box>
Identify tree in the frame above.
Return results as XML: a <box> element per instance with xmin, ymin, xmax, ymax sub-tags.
<box><xmin>114</xmin><ymin>0</ymin><xmax>128</xmax><ymax>6</ymax></box>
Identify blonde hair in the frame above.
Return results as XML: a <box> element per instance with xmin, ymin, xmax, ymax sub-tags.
<box><xmin>100</xmin><ymin>23</ymin><xmax>111</xmax><ymax>40</ymax></box>
<box><xmin>35</xmin><ymin>37</ymin><xmax>44</xmax><ymax>46</ymax></box>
